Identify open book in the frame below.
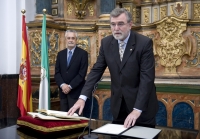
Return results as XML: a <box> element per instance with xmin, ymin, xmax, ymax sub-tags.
<box><xmin>92</xmin><ymin>123</ymin><xmax>161</xmax><ymax>139</ymax></box>
<box><xmin>27</xmin><ymin>109</ymin><xmax>89</xmax><ymax>121</ymax></box>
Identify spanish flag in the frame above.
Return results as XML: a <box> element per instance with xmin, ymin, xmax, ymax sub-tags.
<box><xmin>17</xmin><ymin>14</ymin><xmax>32</xmax><ymax>116</ymax></box>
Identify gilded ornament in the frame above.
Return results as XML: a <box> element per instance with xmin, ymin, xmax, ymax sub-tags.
<box><xmin>99</xmin><ymin>31</ymin><xmax>112</xmax><ymax>56</ymax></box>
<box><xmin>88</xmin><ymin>4</ymin><xmax>94</xmax><ymax>16</ymax></box>
<box><xmin>30</xmin><ymin>31</ymin><xmax>42</xmax><ymax>65</ymax></box>
<box><xmin>48</xmin><ymin>30</ymin><xmax>59</xmax><ymax>65</ymax></box>
<box><xmin>154</xmin><ymin>8</ymin><xmax>158</xmax><ymax>22</ymax></box>
<box><xmin>160</xmin><ymin>6</ymin><xmax>167</xmax><ymax>19</ymax></box>
<box><xmin>30</xmin><ymin>30</ymin><xmax>59</xmax><ymax>66</ymax></box>
<box><xmin>193</xmin><ymin>3</ymin><xmax>200</xmax><ymax>19</ymax></box>
<box><xmin>154</xmin><ymin>17</ymin><xmax>191</xmax><ymax>75</ymax></box>
<box><xmin>132</xmin><ymin>7</ymin><xmax>137</xmax><ymax>23</ymax></box>
<box><xmin>143</xmin><ymin>8</ymin><xmax>150</xmax><ymax>24</ymax></box>
<box><xmin>100</xmin><ymin>31</ymin><xmax>112</xmax><ymax>38</ymax></box>
<box><xmin>124</xmin><ymin>4</ymin><xmax>139</xmax><ymax>23</ymax></box>
<box><xmin>171</xmin><ymin>2</ymin><xmax>188</xmax><ymax>19</ymax></box>
<box><xmin>72</xmin><ymin>0</ymin><xmax>91</xmax><ymax>19</ymax></box>
<box><xmin>77</xmin><ymin>39</ymin><xmax>89</xmax><ymax>52</ymax></box>
<box><xmin>124</xmin><ymin>6</ymin><xmax>131</xmax><ymax>12</ymax></box>
<box><xmin>67</xmin><ymin>2</ymin><xmax>73</xmax><ymax>15</ymax></box>
<box><xmin>173</xmin><ymin>2</ymin><xmax>185</xmax><ymax>16</ymax></box>
<box><xmin>77</xmin><ymin>37</ymin><xmax>90</xmax><ymax>65</ymax></box>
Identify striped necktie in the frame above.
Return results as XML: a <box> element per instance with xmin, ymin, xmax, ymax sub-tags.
<box><xmin>67</xmin><ymin>50</ymin><xmax>72</xmax><ymax>66</ymax></box>
<box><xmin>119</xmin><ymin>42</ymin><xmax>125</xmax><ymax>61</ymax></box>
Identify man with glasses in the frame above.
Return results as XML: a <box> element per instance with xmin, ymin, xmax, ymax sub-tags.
<box><xmin>54</xmin><ymin>30</ymin><xmax>88</xmax><ymax>113</ymax></box>
<box><xmin>68</xmin><ymin>8</ymin><xmax>158</xmax><ymax>129</ymax></box>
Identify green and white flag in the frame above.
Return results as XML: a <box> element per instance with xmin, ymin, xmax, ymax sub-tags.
<box><xmin>39</xmin><ymin>13</ymin><xmax>50</xmax><ymax>110</ymax></box>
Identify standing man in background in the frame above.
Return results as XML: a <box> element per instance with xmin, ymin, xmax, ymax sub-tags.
<box><xmin>68</xmin><ymin>8</ymin><xmax>158</xmax><ymax>128</ymax></box>
<box><xmin>54</xmin><ymin>30</ymin><xmax>88</xmax><ymax>112</ymax></box>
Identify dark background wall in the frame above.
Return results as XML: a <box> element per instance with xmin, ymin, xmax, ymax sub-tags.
<box><xmin>0</xmin><ymin>75</ymin><xmax>20</xmax><ymax>128</ymax></box>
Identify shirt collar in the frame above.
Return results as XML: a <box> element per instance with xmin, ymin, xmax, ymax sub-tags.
<box><xmin>67</xmin><ymin>46</ymin><xmax>76</xmax><ymax>54</ymax></box>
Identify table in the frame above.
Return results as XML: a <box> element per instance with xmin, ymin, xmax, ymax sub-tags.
<box><xmin>0</xmin><ymin>119</ymin><xmax>198</xmax><ymax>139</ymax></box>
<box><xmin>90</xmin><ymin>120</ymin><xmax>199</xmax><ymax>139</ymax></box>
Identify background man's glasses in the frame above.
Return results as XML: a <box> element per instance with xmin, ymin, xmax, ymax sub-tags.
<box><xmin>110</xmin><ymin>22</ymin><xmax>128</xmax><ymax>28</ymax></box>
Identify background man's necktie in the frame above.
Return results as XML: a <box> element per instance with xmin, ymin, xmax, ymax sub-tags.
<box><xmin>119</xmin><ymin>42</ymin><xmax>125</xmax><ymax>61</ymax></box>
<box><xmin>67</xmin><ymin>50</ymin><xmax>72</xmax><ymax>66</ymax></box>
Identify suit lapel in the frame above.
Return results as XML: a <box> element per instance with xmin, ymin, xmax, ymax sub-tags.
<box><xmin>120</xmin><ymin>32</ymin><xmax>136</xmax><ymax>71</ymax></box>
<box><xmin>112</xmin><ymin>39</ymin><xmax>121</xmax><ymax>68</ymax></box>
<box><xmin>63</xmin><ymin>49</ymin><xmax>68</xmax><ymax>70</ymax></box>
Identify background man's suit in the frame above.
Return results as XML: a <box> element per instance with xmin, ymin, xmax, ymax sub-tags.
<box><xmin>81</xmin><ymin>31</ymin><xmax>158</xmax><ymax>125</ymax></box>
<box><xmin>55</xmin><ymin>46</ymin><xmax>88</xmax><ymax>111</ymax></box>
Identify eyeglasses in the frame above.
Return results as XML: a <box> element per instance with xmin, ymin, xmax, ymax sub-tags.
<box><xmin>110</xmin><ymin>22</ymin><xmax>128</xmax><ymax>28</ymax></box>
<box><xmin>66</xmin><ymin>37</ymin><xmax>76</xmax><ymax>40</ymax></box>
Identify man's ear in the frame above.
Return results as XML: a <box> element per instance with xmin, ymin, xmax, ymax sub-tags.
<box><xmin>129</xmin><ymin>21</ymin><xmax>133</xmax><ymax>26</ymax></box>
<box><xmin>129</xmin><ymin>21</ymin><xmax>133</xmax><ymax>29</ymax></box>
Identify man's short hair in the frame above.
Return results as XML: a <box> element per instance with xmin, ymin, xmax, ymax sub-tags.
<box><xmin>65</xmin><ymin>30</ymin><xmax>78</xmax><ymax>38</ymax></box>
<box><xmin>110</xmin><ymin>8</ymin><xmax>132</xmax><ymax>23</ymax></box>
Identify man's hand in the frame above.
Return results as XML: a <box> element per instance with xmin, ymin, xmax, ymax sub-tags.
<box><xmin>61</xmin><ymin>84</ymin><xmax>71</xmax><ymax>94</ymax></box>
<box><xmin>67</xmin><ymin>99</ymin><xmax>85</xmax><ymax>116</ymax></box>
<box><xmin>124</xmin><ymin>109</ymin><xmax>141</xmax><ymax>128</ymax></box>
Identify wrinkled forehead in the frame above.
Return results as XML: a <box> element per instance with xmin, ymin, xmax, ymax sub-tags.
<box><xmin>110</xmin><ymin>13</ymin><xmax>128</xmax><ymax>23</ymax></box>
<box><xmin>65</xmin><ymin>32</ymin><xmax>76</xmax><ymax>37</ymax></box>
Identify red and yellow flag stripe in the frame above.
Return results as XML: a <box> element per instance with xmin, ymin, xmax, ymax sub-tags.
<box><xmin>17</xmin><ymin>15</ymin><xmax>32</xmax><ymax>116</ymax></box>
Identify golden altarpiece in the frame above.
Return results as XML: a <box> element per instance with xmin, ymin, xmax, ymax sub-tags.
<box><xmin>26</xmin><ymin>0</ymin><xmax>200</xmax><ymax>135</ymax></box>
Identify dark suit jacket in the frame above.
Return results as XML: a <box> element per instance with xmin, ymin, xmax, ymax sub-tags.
<box><xmin>54</xmin><ymin>46</ymin><xmax>88</xmax><ymax>99</ymax></box>
<box><xmin>81</xmin><ymin>31</ymin><xmax>158</xmax><ymax>124</ymax></box>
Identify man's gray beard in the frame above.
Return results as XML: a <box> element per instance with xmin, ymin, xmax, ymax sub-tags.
<box><xmin>113</xmin><ymin>33</ymin><xmax>123</xmax><ymax>40</ymax></box>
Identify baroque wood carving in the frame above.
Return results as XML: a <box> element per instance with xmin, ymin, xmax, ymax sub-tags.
<box><xmin>29</xmin><ymin>30</ymin><xmax>59</xmax><ymax>66</ymax></box>
<box><xmin>170</xmin><ymin>2</ymin><xmax>188</xmax><ymax>19</ymax></box>
<box><xmin>154</xmin><ymin>17</ymin><xmax>192</xmax><ymax>75</ymax></box>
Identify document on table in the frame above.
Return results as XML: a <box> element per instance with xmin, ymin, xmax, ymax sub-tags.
<box><xmin>92</xmin><ymin>123</ymin><xmax>127</xmax><ymax>135</ymax></box>
<box><xmin>121</xmin><ymin>126</ymin><xmax>161</xmax><ymax>139</ymax></box>
<box><xmin>92</xmin><ymin>123</ymin><xmax>162</xmax><ymax>139</ymax></box>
